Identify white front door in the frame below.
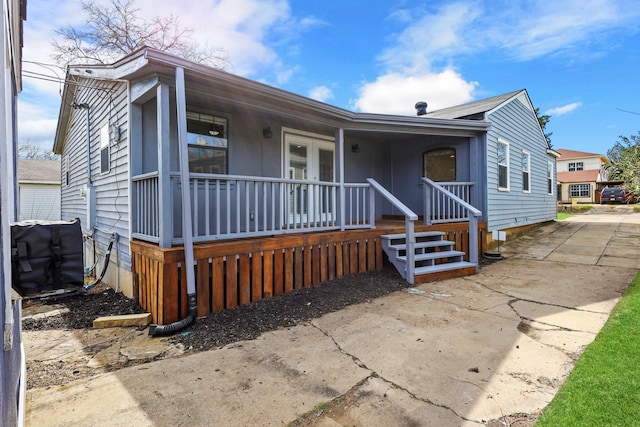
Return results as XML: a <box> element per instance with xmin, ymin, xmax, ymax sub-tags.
<box><xmin>284</xmin><ymin>133</ymin><xmax>335</xmax><ymax>225</ymax></box>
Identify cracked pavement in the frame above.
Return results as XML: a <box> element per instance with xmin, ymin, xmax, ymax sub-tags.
<box><xmin>26</xmin><ymin>205</ymin><xmax>640</xmax><ymax>426</ymax></box>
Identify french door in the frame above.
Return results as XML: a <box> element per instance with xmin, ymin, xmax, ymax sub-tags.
<box><xmin>284</xmin><ymin>133</ymin><xmax>335</xmax><ymax>225</ymax></box>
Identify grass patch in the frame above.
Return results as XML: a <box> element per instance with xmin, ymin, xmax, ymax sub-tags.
<box><xmin>556</xmin><ymin>212</ymin><xmax>572</xmax><ymax>221</ymax></box>
<box><xmin>633</xmin><ymin>205</ymin><xmax>640</xmax><ymax>213</ymax></box>
<box><xmin>536</xmin><ymin>271</ymin><xmax>640</xmax><ymax>427</ymax></box>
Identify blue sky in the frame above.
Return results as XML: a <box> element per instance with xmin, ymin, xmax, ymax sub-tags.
<box><xmin>19</xmin><ymin>0</ymin><xmax>640</xmax><ymax>156</ymax></box>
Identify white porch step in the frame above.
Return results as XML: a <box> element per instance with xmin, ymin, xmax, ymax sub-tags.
<box><xmin>397</xmin><ymin>250</ymin><xmax>465</xmax><ymax>262</ymax></box>
<box><xmin>385</xmin><ymin>240</ymin><xmax>455</xmax><ymax>252</ymax></box>
<box><xmin>381</xmin><ymin>231</ymin><xmax>444</xmax><ymax>241</ymax></box>
<box><xmin>381</xmin><ymin>231</ymin><xmax>477</xmax><ymax>283</ymax></box>
<box><xmin>415</xmin><ymin>261</ymin><xmax>476</xmax><ymax>275</ymax></box>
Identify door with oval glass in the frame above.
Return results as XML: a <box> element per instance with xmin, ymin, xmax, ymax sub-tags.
<box><xmin>284</xmin><ymin>133</ymin><xmax>335</xmax><ymax>226</ymax></box>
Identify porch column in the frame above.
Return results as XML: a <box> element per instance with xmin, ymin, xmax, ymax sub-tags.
<box><xmin>335</xmin><ymin>128</ymin><xmax>345</xmax><ymax>230</ymax></box>
<box><xmin>157</xmin><ymin>83</ymin><xmax>172</xmax><ymax>248</ymax></box>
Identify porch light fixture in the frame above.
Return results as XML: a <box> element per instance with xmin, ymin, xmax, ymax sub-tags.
<box><xmin>351</xmin><ymin>144</ymin><xmax>360</xmax><ymax>153</ymax></box>
<box><xmin>262</xmin><ymin>126</ymin><xmax>273</xmax><ymax>138</ymax></box>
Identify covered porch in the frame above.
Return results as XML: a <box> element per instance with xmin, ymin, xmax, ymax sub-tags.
<box><xmin>127</xmin><ymin>59</ymin><xmax>490</xmax><ymax>323</ymax></box>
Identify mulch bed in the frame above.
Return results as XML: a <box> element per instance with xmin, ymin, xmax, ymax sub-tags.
<box><xmin>22</xmin><ymin>265</ymin><xmax>411</xmax><ymax>352</ymax></box>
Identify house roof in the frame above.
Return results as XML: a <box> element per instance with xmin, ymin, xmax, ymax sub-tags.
<box><xmin>18</xmin><ymin>159</ymin><xmax>61</xmax><ymax>184</ymax></box>
<box><xmin>556</xmin><ymin>149</ymin><xmax>607</xmax><ymax>162</ymax></box>
<box><xmin>55</xmin><ymin>47</ymin><xmax>493</xmax><ymax>153</ymax></box>
<box><xmin>557</xmin><ymin>169</ymin><xmax>600</xmax><ymax>184</ymax></box>
<box><xmin>424</xmin><ymin>90</ymin><xmax>524</xmax><ymax>119</ymax></box>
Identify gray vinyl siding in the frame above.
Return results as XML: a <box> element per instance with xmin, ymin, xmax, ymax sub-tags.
<box><xmin>60</xmin><ymin>78</ymin><xmax>131</xmax><ymax>269</ymax></box>
<box><xmin>485</xmin><ymin>97</ymin><xmax>556</xmax><ymax>231</ymax></box>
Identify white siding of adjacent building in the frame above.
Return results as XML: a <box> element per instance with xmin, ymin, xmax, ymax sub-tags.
<box><xmin>18</xmin><ymin>183</ymin><xmax>61</xmax><ymax>221</ymax></box>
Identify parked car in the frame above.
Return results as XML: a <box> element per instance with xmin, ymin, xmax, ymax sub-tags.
<box><xmin>600</xmin><ymin>187</ymin><xmax>634</xmax><ymax>204</ymax></box>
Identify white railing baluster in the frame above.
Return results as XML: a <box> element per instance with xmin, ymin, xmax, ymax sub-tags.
<box><xmin>421</xmin><ymin>178</ymin><xmax>481</xmax><ymax>272</ymax></box>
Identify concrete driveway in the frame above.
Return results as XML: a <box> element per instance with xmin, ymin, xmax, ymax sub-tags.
<box><xmin>25</xmin><ymin>205</ymin><xmax>640</xmax><ymax>426</ymax></box>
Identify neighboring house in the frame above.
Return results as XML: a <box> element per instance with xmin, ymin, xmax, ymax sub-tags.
<box><xmin>17</xmin><ymin>159</ymin><xmax>61</xmax><ymax>221</ymax></box>
<box><xmin>53</xmin><ymin>48</ymin><xmax>557</xmax><ymax>325</ymax></box>
<box><xmin>1</xmin><ymin>0</ymin><xmax>27</xmax><ymax>426</ymax></box>
<box><xmin>556</xmin><ymin>149</ymin><xmax>610</xmax><ymax>204</ymax></box>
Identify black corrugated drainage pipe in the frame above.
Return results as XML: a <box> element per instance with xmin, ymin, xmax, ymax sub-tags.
<box><xmin>149</xmin><ymin>66</ymin><xmax>197</xmax><ymax>337</ymax></box>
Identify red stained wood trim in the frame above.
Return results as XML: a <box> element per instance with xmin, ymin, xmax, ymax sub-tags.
<box><xmin>212</xmin><ymin>257</ymin><xmax>224</xmax><ymax>312</ymax></box>
<box><xmin>303</xmin><ymin>245</ymin><xmax>312</xmax><ymax>288</ymax></box>
<box><xmin>252</xmin><ymin>252</ymin><xmax>262</xmax><ymax>302</ymax></box>
<box><xmin>294</xmin><ymin>247</ymin><xmax>303</xmax><ymax>290</ymax></box>
<box><xmin>273</xmin><ymin>249</ymin><xmax>284</xmax><ymax>296</ymax></box>
<box><xmin>226</xmin><ymin>255</ymin><xmax>238</xmax><ymax>308</ymax></box>
<box><xmin>284</xmin><ymin>248</ymin><xmax>294</xmax><ymax>293</ymax></box>
<box><xmin>263</xmin><ymin>250</ymin><xmax>273</xmax><ymax>298</ymax></box>
<box><xmin>239</xmin><ymin>253</ymin><xmax>251</xmax><ymax>305</ymax></box>
<box><xmin>196</xmin><ymin>258</ymin><xmax>210</xmax><ymax>317</ymax></box>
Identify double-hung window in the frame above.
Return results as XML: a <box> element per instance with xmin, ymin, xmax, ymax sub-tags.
<box><xmin>569</xmin><ymin>184</ymin><xmax>590</xmax><ymax>197</ymax></box>
<box><xmin>522</xmin><ymin>151</ymin><xmax>531</xmax><ymax>193</ymax></box>
<box><xmin>547</xmin><ymin>161</ymin><xmax>554</xmax><ymax>195</ymax></box>
<box><xmin>497</xmin><ymin>139</ymin><xmax>509</xmax><ymax>191</ymax></box>
<box><xmin>186</xmin><ymin>111</ymin><xmax>228</xmax><ymax>174</ymax></box>
<box><xmin>568</xmin><ymin>161</ymin><xmax>584</xmax><ymax>172</ymax></box>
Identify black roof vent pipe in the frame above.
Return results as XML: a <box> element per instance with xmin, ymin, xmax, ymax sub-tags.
<box><xmin>415</xmin><ymin>101</ymin><xmax>428</xmax><ymax>116</ymax></box>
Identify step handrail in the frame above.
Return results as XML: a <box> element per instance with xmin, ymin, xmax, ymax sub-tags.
<box><xmin>422</xmin><ymin>177</ymin><xmax>481</xmax><ymax>270</ymax></box>
<box><xmin>367</xmin><ymin>178</ymin><xmax>418</xmax><ymax>283</ymax></box>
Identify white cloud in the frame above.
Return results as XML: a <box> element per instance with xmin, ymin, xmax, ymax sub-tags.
<box><xmin>545</xmin><ymin>102</ymin><xmax>582</xmax><ymax>116</ymax></box>
<box><xmin>352</xmin><ymin>0</ymin><xmax>640</xmax><ymax>114</ymax></box>
<box><xmin>352</xmin><ymin>70</ymin><xmax>477</xmax><ymax>115</ymax></box>
<box><xmin>308</xmin><ymin>86</ymin><xmax>333</xmax><ymax>103</ymax></box>
<box><xmin>17</xmin><ymin>99</ymin><xmax>60</xmax><ymax>150</ymax></box>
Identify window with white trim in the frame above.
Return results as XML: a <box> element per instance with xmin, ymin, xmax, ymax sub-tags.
<box><xmin>497</xmin><ymin>140</ymin><xmax>509</xmax><ymax>190</ymax></box>
<box><xmin>522</xmin><ymin>151</ymin><xmax>530</xmax><ymax>193</ymax></box>
<box><xmin>187</xmin><ymin>111</ymin><xmax>228</xmax><ymax>173</ymax></box>
<box><xmin>568</xmin><ymin>161</ymin><xmax>584</xmax><ymax>171</ymax></box>
<box><xmin>569</xmin><ymin>184</ymin><xmax>590</xmax><ymax>197</ymax></box>
<box><xmin>547</xmin><ymin>161</ymin><xmax>554</xmax><ymax>195</ymax></box>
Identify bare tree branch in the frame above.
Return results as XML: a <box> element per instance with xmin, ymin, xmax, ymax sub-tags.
<box><xmin>51</xmin><ymin>0</ymin><xmax>230</xmax><ymax>68</ymax></box>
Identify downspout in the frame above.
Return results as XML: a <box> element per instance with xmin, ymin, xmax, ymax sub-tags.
<box><xmin>149</xmin><ymin>66</ymin><xmax>197</xmax><ymax>336</ymax></box>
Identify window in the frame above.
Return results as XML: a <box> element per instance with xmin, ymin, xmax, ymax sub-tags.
<box><xmin>568</xmin><ymin>162</ymin><xmax>584</xmax><ymax>172</ymax></box>
<box><xmin>547</xmin><ymin>161</ymin><xmax>554</xmax><ymax>195</ymax></box>
<box><xmin>569</xmin><ymin>184</ymin><xmax>590</xmax><ymax>197</ymax></box>
<box><xmin>423</xmin><ymin>148</ymin><xmax>456</xmax><ymax>181</ymax></box>
<box><xmin>187</xmin><ymin>111</ymin><xmax>228</xmax><ymax>173</ymax></box>
<box><xmin>497</xmin><ymin>140</ymin><xmax>509</xmax><ymax>190</ymax></box>
<box><xmin>522</xmin><ymin>151</ymin><xmax>530</xmax><ymax>193</ymax></box>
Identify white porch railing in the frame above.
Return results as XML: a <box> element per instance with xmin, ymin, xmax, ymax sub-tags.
<box><xmin>132</xmin><ymin>173</ymin><xmax>376</xmax><ymax>245</ymax></box>
<box><xmin>367</xmin><ymin>178</ymin><xmax>419</xmax><ymax>283</ymax></box>
<box><xmin>131</xmin><ymin>172</ymin><xmax>160</xmax><ymax>243</ymax></box>
<box><xmin>422</xmin><ymin>177</ymin><xmax>482</xmax><ymax>269</ymax></box>
<box><xmin>423</xmin><ymin>180</ymin><xmax>474</xmax><ymax>224</ymax></box>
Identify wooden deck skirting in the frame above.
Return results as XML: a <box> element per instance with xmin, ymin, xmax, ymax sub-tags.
<box><xmin>131</xmin><ymin>221</ymin><xmax>487</xmax><ymax>324</ymax></box>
